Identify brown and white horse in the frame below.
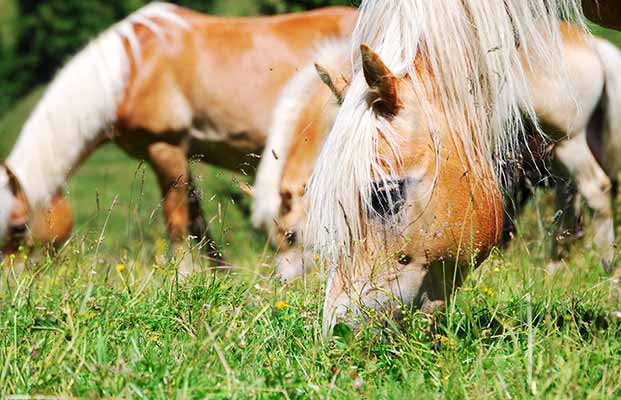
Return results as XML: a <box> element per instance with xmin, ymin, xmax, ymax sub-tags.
<box><xmin>252</xmin><ymin>38</ymin><xmax>351</xmax><ymax>281</ymax></box>
<box><xmin>0</xmin><ymin>3</ymin><xmax>357</xmax><ymax>275</ymax></box>
<box><xmin>255</xmin><ymin>23</ymin><xmax>621</xmax><ymax>285</ymax></box>
<box><xmin>509</xmin><ymin>25</ymin><xmax>621</xmax><ymax>270</ymax></box>
<box><xmin>271</xmin><ymin>0</ymin><xmax>590</xmax><ymax>335</ymax></box>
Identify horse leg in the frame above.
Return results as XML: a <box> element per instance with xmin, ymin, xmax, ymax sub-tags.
<box><xmin>148</xmin><ymin>142</ymin><xmax>201</xmax><ymax>278</ymax></box>
<box><xmin>186</xmin><ymin>171</ymin><xmax>224</xmax><ymax>264</ymax></box>
<box><xmin>549</xmin><ymin>177</ymin><xmax>583</xmax><ymax>266</ymax></box>
<box><xmin>554</xmin><ymin>133</ymin><xmax>615</xmax><ymax>273</ymax></box>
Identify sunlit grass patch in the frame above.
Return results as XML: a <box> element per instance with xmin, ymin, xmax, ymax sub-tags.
<box><xmin>1</xmin><ymin>212</ymin><xmax>620</xmax><ymax>398</ymax></box>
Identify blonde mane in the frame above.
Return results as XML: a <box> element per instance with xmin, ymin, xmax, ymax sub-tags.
<box><xmin>5</xmin><ymin>2</ymin><xmax>188</xmax><ymax>207</ymax></box>
<box><xmin>306</xmin><ymin>0</ymin><xmax>585</xmax><ymax>262</ymax></box>
<box><xmin>252</xmin><ymin>38</ymin><xmax>351</xmax><ymax>237</ymax></box>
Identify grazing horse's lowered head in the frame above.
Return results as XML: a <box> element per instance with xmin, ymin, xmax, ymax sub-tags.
<box><xmin>252</xmin><ymin>38</ymin><xmax>351</xmax><ymax>281</ymax></box>
<box><xmin>0</xmin><ymin>165</ymin><xmax>72</xmax><ymax>256</ymax></box>
<box><xmin>305</xmin><ymin>0</ymin><xmax>586</xmax><ymax>336</ymax></box>
<box><xmin>311</xmin><ymin>46</ymin><xmax>504</xmax><ymax>334</ymax></box>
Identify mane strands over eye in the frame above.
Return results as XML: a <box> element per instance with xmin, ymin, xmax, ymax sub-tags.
<box><xmin>305</xmin><ymin>0</ymin><xmax>585</xmax><ymax>264</ymax></box>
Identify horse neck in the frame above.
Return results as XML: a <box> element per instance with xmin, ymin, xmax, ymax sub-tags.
<box><xmin>5</xmin><ymin>35</ymin><xmax>127</xmax><ymax>208</ymax></box>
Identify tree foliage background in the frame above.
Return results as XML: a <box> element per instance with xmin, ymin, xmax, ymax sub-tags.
<box><xmin>0</xmin><ymin>0</ymin><xmax>357</xmax><ymax>113</ymax></box>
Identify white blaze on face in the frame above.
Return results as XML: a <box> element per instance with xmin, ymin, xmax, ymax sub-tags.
<box><xmin>0</xmin><ymin>168</ymin><xmax>16</xmax><ymax>241</ymax></box>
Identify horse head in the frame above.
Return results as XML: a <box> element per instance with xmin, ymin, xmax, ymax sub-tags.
<box><xmin>0</xmin><ymin>164</ymin><xmax>72</xmax><ymax>256</ymax></box>
<box><xmin>308</xmin><ymin>45</ymin><xmax>504</xmax><ymax>336</ymax></box>
<box><xmin>0</xmin><ymin>165</ymin><xmax>27</xmax><ymax>253</ymax></box>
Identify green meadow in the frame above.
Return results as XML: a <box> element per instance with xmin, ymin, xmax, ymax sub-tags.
<box><xmin>1</xmin><ymin>20</ymin><xmax>621</xmax><ymax>400</ymax></box>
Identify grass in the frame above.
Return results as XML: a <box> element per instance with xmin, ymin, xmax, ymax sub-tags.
<box><xmin>1</xmin><ymin>43</ymin><xmax>621</xmax><ymax>400</ymax></box>
<box><xmin>1</xmin><ymin>222</ymin><xmax>620</xmax><ymax>398</ymax></box>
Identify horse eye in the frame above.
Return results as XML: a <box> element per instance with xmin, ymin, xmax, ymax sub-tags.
<box><xmin>285</xmin><ymin>231</ymin><xmax>297</xmax><ymax>247</ymax></box>
<box><xmin>397</xmin><ymin>253</ymin><xmax>412</xmax><ymax>265</ymax></box>
<box><xmin>369</xmin><ymin>179</ymin><xmax>407</xmax><ymax>217</ymax></box>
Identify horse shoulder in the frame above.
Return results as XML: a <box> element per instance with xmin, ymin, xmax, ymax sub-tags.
<box><xmin>117</xmin><ymin>25</ymin><xmax>196</xmax><ymax>135</ymax></box>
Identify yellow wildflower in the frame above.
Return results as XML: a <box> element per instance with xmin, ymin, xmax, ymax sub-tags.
<box><xmin>493</xmin><ymin>267</ymin><xmax>501</xmax><ymax>273</ymax></box>
<box><xmin>116</xmin><ymin>263</ymin><xmax>126</xmax><ymax>273</ymax></box>
<box><xmin>435</xmin><ymin>334</ymin><xmax>449</xmax><ymax>345</ymax></box>
<box><xmin>275</xmin><ymin>301</ymin><xmax>288</xmax><ymax>310</ymax></box>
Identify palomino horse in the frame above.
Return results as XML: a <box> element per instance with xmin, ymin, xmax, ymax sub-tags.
<box><xmin>0</xmin><ymin>3</ymin><xmax>357</xmax><ymax>275</ymax></box>
<box><xmin>252</xmin><ymin>38</ymin><xmax>351</xmax><ymax>281</ymax></box>
<box><xmin>255</xmin><ymin>24</ymin><xmax>621</xmax><ymax>284</ymax></box>
<box><xmin>298</xmin><ymin>0</ymin><xmax>589</xmax><ymax>335</ymax></box>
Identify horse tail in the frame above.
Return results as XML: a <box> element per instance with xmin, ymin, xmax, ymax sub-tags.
<box><xmin>591</xmin><ymin>38</ymin><xmax>621</xmax><ymax>175</ymax></box>
<box><xmin>6</xmin><ymin>3</ymin><xmax>189</xmax><ymax>207</ymax></box>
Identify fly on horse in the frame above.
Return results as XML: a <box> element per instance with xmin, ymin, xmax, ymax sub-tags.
<box><xmin>256</xmin><ymin>22</ymin><xmax>621</xmax><ymax>284</ymax></box>
<box><xmin>0</xmin><ymin>2</ymin><xmax>357</xmax><ymax>275</ymax></box>
<box><xmin>297</xmin><ymin>0</ymin><xmax>590</xmax><ymax>335</ymax></box>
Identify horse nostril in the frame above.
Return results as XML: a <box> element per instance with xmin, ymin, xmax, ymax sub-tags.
<box><xmin>397</xmin><ymin>253</ymin><xmax>412</xmax><ymax>265</ymax></box>
<box><xmin>285</xmin><ymin>231</ymin><xmax>297</xmax><ymax>246</ymax></box>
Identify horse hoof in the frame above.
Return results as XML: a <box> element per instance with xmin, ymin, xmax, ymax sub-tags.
<box><xmin>176</xmin><ymin>254</ymin><xmax>201</xmax><ymax>280</ymax></box>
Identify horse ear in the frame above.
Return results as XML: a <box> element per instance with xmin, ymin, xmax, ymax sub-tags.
<box><xmin>314</xmin><ymin>63</ymin><xmax>345</xmax><ymax>105</ymax></box>
<box><xmin>360</xmin><ymin>44</ymin><xmax>401</xmax><ymax>117</ymax></box>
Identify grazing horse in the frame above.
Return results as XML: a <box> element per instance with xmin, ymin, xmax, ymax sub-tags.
<box><xmin>252</xmin><ymin>38</ymin><xmax>351</xmax><ymax>281</ymax></box>
<box><xmin>0</xmin><ymin>2</ymin><xmax>357</xmax><ymax>275</ymax></box>
<box><xmin>297</xmin><ymin>0</ymin><xmax>587</xmax><ymax>335</ymax></box>
<box><xmin>255</xmin><ymin>24</ymin><xmax>621</xmax><ymax>284</ymax></box>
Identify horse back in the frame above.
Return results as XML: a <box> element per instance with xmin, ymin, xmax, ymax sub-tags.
<box><xmin>116</xmin><ymin>6</ymin><xmax>358</xmax><ymax>152</ymax></box>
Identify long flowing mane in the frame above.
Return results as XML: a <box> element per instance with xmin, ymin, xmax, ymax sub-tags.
<box><xmin>5</xmin><ymin>2</ymin><xmax>188</xmax><ymax>207</ymax></box>
<box><xmin>306</xmin><ymin>0</ymin><xmax>585</xmax><ymax>262</ymax></box>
